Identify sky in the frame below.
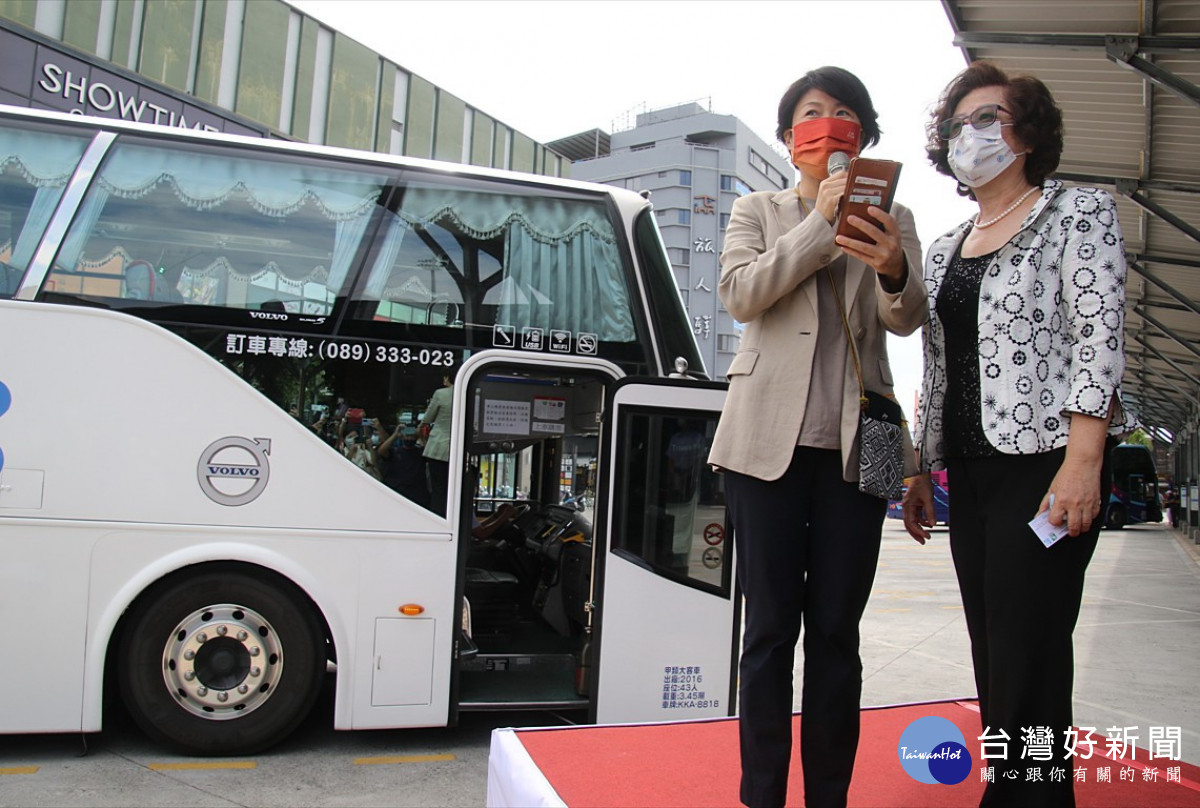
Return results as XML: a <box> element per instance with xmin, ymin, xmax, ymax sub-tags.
<box><xmin>286</xmin><ymin>0</ymin><xmax>979</xmax><ymax>411</ymax></box>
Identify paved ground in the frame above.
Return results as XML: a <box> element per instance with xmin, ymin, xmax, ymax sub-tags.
<box><xmin>855</xmin><ymin>519</ymin><xmax>1200</xmax><ymax>763</ymax></box>
<box><xmin>1</xmin><ymin>520</ymin><xmax>1196</xmax><ymax>806</ymax></box>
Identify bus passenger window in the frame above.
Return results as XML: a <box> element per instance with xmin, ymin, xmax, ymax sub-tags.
<box><xmin>612</xmin><ymin>411</ymin><xmax>729</xmax><ymax>595</ymax></box>
<box><xmin>42</xmin><ymin>137</ymin><xmax>391</xmax><ymax>314</ymax></box>
<box><xmin>349</xmin><ymin>184</ymin><xmax>638</xmax><ymax>343</ymax></box>
<box><xmin>0</xmin><ymin>122</ymin><xmax>90</xmax><ymax>297</ymax></box>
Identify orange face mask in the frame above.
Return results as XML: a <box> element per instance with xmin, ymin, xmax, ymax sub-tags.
<box><xmin>790</xmin><ymin>117</ymin><xmax>862</xmax><ymax>172</ymax></box>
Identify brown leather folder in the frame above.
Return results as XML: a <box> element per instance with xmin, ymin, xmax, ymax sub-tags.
<box><xmin>835</xmin><ymin>157</ymin><xmax>902</xmax><ymax>244</ymax></box>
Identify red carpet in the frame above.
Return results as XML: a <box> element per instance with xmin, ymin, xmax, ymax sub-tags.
<box><xmin>515</xmin><ymin>700</ymin><xmax>1200</xmax><ymax>807</ymax></box>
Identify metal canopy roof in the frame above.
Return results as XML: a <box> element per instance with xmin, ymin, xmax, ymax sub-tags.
<box><xmin>941</xmin><ymin>0</ymin><xmax>1200</xmax><ymax>444</ymax></box>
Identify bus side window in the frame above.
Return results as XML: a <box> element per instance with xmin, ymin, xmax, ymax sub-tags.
<box><xmin>348</xmin><ymin>185</ymin><xmax>637</xmax><ymax>344</ymax></box>
<box><xmin>0</xmin><ymin>121</ymin><xmax>90</xmax><ymax>298</ymax></box>
<box><xmin>611</xmin><ymin>410</ymin><xmax>729</xmax><ymax>595</ymax></box>
<box><xmin>43</xmin><ymin>137</ymin><xmax>390</xmax><ymax>314</ymax></box>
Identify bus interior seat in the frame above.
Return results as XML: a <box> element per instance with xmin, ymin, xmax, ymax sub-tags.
<box><xmin>122</xmin><ymin>259</ymin><xmax>157</xmax><ymax>300</ymax></box>
<box><xmin>463</xmin><ymin>567</ymin><xmax>519</xmax><ymax>639</ymax></box>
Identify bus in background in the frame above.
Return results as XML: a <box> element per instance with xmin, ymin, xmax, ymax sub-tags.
<box><xmin>0</xmin><ymin>105</ymin><xmax>739</xmax><ymax>755</ymax></box>
<box><xmin>886</xmin><ymin>469</ymin><xmax>950</xmax><ymax>525</ymax></box>
<box><xmin>1105</xmin><ymin>443</ymin><xmax>1162</xmax><ymax>529</ymax></box>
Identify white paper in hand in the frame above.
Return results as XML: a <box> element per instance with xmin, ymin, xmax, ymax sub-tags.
<box><xmin>1029</xmin><ymin>496</ymin><xmax>1069</xmax><ymax>548</ymax></box>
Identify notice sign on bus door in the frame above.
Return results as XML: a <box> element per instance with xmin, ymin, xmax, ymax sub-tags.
<box><xmin>532</xmin><ymin>396</ymin><xmax>566</xmax><ymax>435</ymax></box>
<box><xmin>662</xmin><ymin>665</ymin><xmax>718</xmax><ymax>710</ymax></box>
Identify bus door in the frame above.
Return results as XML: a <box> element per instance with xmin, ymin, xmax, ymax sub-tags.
<box><xmin>592</xmin><ymin>378</ymin><xmax>738</xmax><ymax>724</ymax></box>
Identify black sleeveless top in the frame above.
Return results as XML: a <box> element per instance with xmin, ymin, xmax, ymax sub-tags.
<box><xmin>935</xmin><ymin>239</ymin><xmax>1000</xmax><ymax>459</ymax></box>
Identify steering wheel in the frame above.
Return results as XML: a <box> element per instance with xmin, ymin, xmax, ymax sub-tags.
<box><xmin>472</xmin><ymin>502</ymin><xmax>531</xmax><ymax>541</ymax></box>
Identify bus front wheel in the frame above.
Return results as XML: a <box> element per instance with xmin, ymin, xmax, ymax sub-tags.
<box><xmin>1105</xmin><ymin>505</ymin><xmax>1126</xmax><ymax>530</ymax></box>
<box><xmin>117</xmin><ymin>568</ymin><xmax>326</xmax><ymax>756</ymax></box>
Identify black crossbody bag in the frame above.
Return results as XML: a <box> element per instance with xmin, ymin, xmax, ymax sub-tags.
<box><xmin>824</xmin><ymin>268</ymin><xmax>907</xmax><ymax>500</ymax></box>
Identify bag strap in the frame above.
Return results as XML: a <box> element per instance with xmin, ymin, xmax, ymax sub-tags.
<box><xmin>823</xmin><ymin>266</ymin><xmax>869</xmax><ymax>413</ymax></box>
<box><xmin>796</xmin><ymin>193</ymin><xmax>869</xmax><ymax>412</ymax></box>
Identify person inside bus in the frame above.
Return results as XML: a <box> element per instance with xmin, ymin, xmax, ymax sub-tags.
<box><xmin>902</xmin><ymin>62</ymin><xmax>1127</xmax><ymax>808</ymax></box>
<box><xmin>421</xmin><ymin>375</ymin><xmax>454</xmax><ymax>516</ymax></box>
<box><xmin>378</xmin><ymin>424</ymin><xmax>430</xmax><ymax>508</ymax></box>
<box><xmin>706</xmin><ymin>66</ymin><xmax>928</xmax><ymax>808</ymax></box>
<box><xmin>342</xmin><ymin>428</ymin><xmax>380</xmax><ymax>480</ymax></box>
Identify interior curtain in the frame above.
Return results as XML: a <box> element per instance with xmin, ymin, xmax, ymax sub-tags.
<box><xmin>9</xmin><ymin>187</ymin><xmax>65</xmax><ymax>271</ymax></box>
<box><xmin>55</xmin><ymin>187</ymin><xmax>111</xmax><ymax>271</ymax></box>
<box><xmin>400</xmin><ymin>187</ymin><xmax>615</xmax><ymax>246</ymax></box>
<box><xmin>94</xmin><ymin>143</ymin><xmax>382</xmax><ymax>220</ymax></box>
<box><xmin>326</xmin><ymin>214</ymin><xmax>374</xmax><ymax>295</ymax></box>
<box><xmin>361</xmin><ymin>216</ymin><xmax>411</xmax><ymax>299</ymax></box>
<box><xmin>500</xmin><ymin>221</ymin><xmax>634</xmax><ymax>341</ymax></box>
<box><xmin>0</xmin><ymin>128</ymin><xmax>88</xmax><ymax>188</ymax></box>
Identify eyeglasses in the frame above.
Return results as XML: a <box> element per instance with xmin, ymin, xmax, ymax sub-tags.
<box><xmin>937</xmin><ymin>104</ymin><xmax>1012</xmax><ymax>141</ymax></box>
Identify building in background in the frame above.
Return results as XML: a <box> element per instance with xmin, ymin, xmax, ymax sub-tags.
<box><xmin>551</xmin><ymin>102</ymin><xmax>794</xmax><ymax>380</ymax></box>
<box><xmin>0</xmin><ymin>0</ymin><xmax>565</xmax><ymax>176</ymax></box>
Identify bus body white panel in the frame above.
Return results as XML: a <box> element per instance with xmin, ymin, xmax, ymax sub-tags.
<box><xmin>596</xmin><ymin>551</ymin><xmax>738</xmax><ymax>722</ymax></box>
<box><xmin>0</xmin><ymin>301</ymin><xmax>448</xmax><ymax>533</ymax></box>
<box><xmin>0</xmin><ymin>521</ymin><xmax>92</xmax><ymax>731</ymax></box>
<box><xmin>594</xmin><ymin>382</ymin><xmax>737</xmax><ymax>724</ymax></box>
<box><xmin>0</xmin><ymin>300</ymin><xmax>460</xmax><ymax>733</ymax></box>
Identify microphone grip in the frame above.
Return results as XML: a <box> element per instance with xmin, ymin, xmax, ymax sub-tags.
<box><xmin>827</xmin><ymin>151</ymin><xmax>851</xmax><ymax>176</ymax></box>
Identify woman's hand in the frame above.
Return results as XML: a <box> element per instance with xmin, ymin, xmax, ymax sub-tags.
<box><xmin>901</xmin><ymin>473</ymin><xmax>934</xmax><ymax>545</ymax></box>
<box><xmin>1036</xmin><ymin>412</ymin><xmax>1110</xmax><ymax>536</ymax></box>
<box><xmin>813</xmin><ymin>171</ymin><xmax>849</xmax><ymax>224</ymax></box>
<box><xmin>1037</xmin><ymin>457</ymin><xmax>1103</xmax><ymax>536</ymax></box>
<box><xmin>835</xmin><ymin>206</ymin><xmax>907</xmax><ymax>286</ymax></box>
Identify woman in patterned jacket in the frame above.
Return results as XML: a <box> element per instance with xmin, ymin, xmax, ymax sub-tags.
<box><xmin>902</xmin><ymin>62</ymin><xmax>1128</xmax><ymax>808</ymax></box>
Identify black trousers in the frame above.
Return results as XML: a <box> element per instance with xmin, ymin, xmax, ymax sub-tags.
<box><xmin>946</xmin><ymin>446</ymin><xmax>1111</xmax><ymax>808</ymax></box>
<box><xmin>726</xmin><ymin>447</ymin><xmax>886</xmax><ymax>808</ymax></box>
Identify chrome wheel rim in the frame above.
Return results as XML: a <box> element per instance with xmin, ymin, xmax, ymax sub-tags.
<box><xmin>162</xmin><ymin>603</ymin><xmax>283</xmax><ymax>720</ymax></box>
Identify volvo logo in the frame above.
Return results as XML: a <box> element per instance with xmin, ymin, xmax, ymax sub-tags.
<box><xmin>197</xmin><ymin>437</ymin><xmax>271</xmax><ymax>506</ymax></box>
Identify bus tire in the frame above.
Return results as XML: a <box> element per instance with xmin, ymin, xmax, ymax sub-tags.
<box><xmin>117</xmin><ymin>568</ymin><xmax>325</xmax><ymax>756</ymax></box>
<box><xmin>1105</xmin><ymin>505</ymin><xmax>1126</xmax><ymax>530</ymax></box>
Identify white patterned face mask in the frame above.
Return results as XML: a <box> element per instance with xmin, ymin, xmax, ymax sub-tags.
<box><xmin>948</xmin><ymin>121</ymin><xmax>1020</xmax><ymax>188</ymax></box>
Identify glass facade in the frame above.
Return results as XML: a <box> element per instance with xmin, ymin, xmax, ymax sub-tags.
<box><xmin>62</xmin><ymin>0</ymin><xmax>102</xmax><ymax>54</ymax></box>
<box><xmin>0</xmin><ymin>1</ymin><xmax>34</xmax><ymax>28</ymax></box>
<box><xmin>140</xmin><ymin>0</ymin><xmax>198</xmax><ymax>91</ymax></box>
<box><xmin>194</xmin><ymin>0</ymin><xmax>227</xmax><ymax>105</ymax></box>
<box><xmin>471</xmin><ymin>111</ymin><xmax>494</xmax><ymax>167</ymax></box>
<box><xmin>511</xmin><ymin>131</ymin><xmax>535</xmax><ymax>174</ymax></box>
<box><xmin>0</xmin><ymin>0</ymin><xmax>565</xmax><ymax>177</ymax></box>
<box><xmin>432</xmin><ymin>90</ymin><xmax>465</xmax><ymax>163</ymax></box>
<box><xmin>289</xmin><ymin>14</ymin><xmax>319</xmax><ymax>143</ymax></box>
<box><xmin>405</xmin><ymin>74</ymin><xmax>436</xmax><ymax>160</ymax></box>
<box><xmin>325</xmin><ymin>32</ymin><xmax>378</xmax><ymax>151</ymax></box>
<box><xmin>234</xmin><ymin>0</ymin><xmax>289</xmax><ymax>127</ymax></box>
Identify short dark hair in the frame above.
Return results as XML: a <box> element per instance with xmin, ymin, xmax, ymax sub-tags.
<box><xmin>775</xmin><ymin>66</ymin><xmax>881</xmax><ymax>149</ymax></box>
<box><xmin>926</xmin><ymin>61</ymin><xmax>1064</xmax><ymax>196</ymax></box>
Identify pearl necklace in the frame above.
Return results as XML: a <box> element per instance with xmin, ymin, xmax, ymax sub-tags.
<box><xmin>974</xmin><ymin>186</ymin><xmax>1038</xmax><ymax>229</ymax></box>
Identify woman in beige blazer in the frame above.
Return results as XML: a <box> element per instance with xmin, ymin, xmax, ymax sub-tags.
<box><xmin>707</xmin><ymin>66</ymin><xmax>927</xmax><ymax>808</ymax></box>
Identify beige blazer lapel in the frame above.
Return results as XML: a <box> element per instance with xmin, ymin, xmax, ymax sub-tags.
<box><xmin>770</xmin><ymin>188</ymin><xmax>819</xmax><ymax>316</ymax></box>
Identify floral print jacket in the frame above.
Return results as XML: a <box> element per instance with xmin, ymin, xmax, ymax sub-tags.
<box><xmin>917</xmin><ymin>180</ymin><xmax>1129</xmax><ymax>471</ymax></box>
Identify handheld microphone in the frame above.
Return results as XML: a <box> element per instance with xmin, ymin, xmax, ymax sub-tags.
<box><xmin>827</xmin><ymin>151</ymin><xmax>851</xmax><ymax>176</ymax></box>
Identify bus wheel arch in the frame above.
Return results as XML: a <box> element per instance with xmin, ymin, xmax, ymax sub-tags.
<box><xmin>112</xmin><ymin>562</ymin><xmax>330</xmax><ymax>756</ymax></box>
<box><xmin>1105</xmin><ymin>504</ymin><xmax>1127</xmax><ymax>530</ymax></box>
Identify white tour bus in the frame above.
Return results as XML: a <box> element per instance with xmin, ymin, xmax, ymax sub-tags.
<box><xmin>0</xmin><ymin>105</ymin><xmax>739</xmax><ymax>755</ymax></box>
